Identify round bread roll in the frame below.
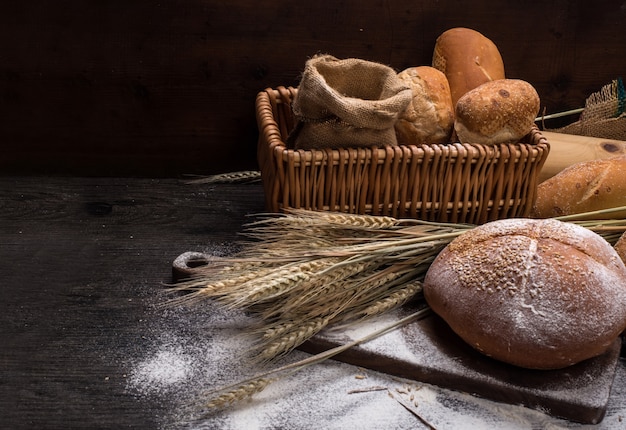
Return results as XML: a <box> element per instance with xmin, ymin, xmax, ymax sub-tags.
<box><xmin>432</xmin><ymin>27</ymin><xmax>505</xmax><ymax>106</ymax></box>
<box><xmin>423</xmin><ymin>218</ymin><xmax>626</xmax><ymax>370</ymax></box>
<box><xmin>394</xmin><ymin>66</ymin><xmax>455</xmax><ymax>145</ymax></box>
<box><xmin>532</xmin><ymin>155</ymin><xmax>626</xmax><ymax>219</ymax></box>
<box><xmin>454</xmin><ymin>79</ymin><xmax>540</xmax><ymax>145</ymax></box>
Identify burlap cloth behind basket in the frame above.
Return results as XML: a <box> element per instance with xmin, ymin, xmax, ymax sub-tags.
<box><xmin>288</xmin><ymin>54</ymin><xmax>412</xmax><ymax>149</ymax></box>
<box><xmin>549</xmin><ymin>78</ymin><xmax>626</xmax><ymax>140</ymax></box>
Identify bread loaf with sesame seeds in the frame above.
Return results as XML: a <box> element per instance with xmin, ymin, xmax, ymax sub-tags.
<box><xmin>423</xmin><ymin>218</ymin><xmax>626</xmax><ymax>370</ymax></box>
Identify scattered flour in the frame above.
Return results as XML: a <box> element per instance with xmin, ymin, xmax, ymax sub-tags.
<box><xmin>129</xmin><ymin>346</ymin><xmax>192</xmax><ymax>393</ymax></box>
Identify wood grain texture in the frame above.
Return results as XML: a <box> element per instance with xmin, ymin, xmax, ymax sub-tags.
<box><xmin>0</xmin><ymin>1</ymin><xmax>625</xmax><ymax>177</ymax></box>
<box><xmin>538</xmin><ymin>131</ymin><xmax>626</xmax><ymax>182</ymax></box>
<box><xmin>0</xmin><ymin>177</ymin><xmax>265</xmax><ymax>429</ymax></box>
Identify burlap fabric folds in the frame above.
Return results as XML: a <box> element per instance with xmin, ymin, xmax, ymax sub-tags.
<box><xmin>550</xmin><ymin>78</ymin><xmax>626</xmax><ymax>140</ymax></box>
<box><xmin>288</xmin><ymin>55</ymin><xmax>412</xmax><ymax>149</ymax></box>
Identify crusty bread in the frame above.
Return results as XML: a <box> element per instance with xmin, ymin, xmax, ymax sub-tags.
<box><xmin>532</xmin><ymin>155</ymin><xmax>626</xmax><ymax>219</ymax></box>
<box><xmin>423</xmin><ymin>218</ymin><xmax>626</xmax><ymax>369</ymax></box>
<box><xmin>432</xmin><ymin>27</ymin><xmax>505</xmax><ymax>106</ymax></box>
<box><xmin>454</xmin><ymin>79</ymin><xmax>540</xmax><ymax>145</ymax></box>
<box><xmin>394</xmin><ymin>66</ymin><xmax>455</xmax><ymax>145</ymax></box>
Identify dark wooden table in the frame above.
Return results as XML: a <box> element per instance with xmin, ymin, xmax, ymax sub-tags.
<box><xmin>0</xmin><ymin>177</ymin><xmax>267</xmax><ymax>429</ymax></box>
<box><xmin>2</xmin><ymin>177</ymin><xmax>625</xmax><ymax>430</ymax></box>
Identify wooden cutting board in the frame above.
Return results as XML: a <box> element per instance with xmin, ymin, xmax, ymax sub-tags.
<box><xmin>299</xmin><ymin>304</ymin><xmax>622</xmax><ymax>425</ymax></box>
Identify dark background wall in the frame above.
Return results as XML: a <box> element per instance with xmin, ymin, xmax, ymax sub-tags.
<box><xmin>1</xmin><ymin>0</ymin><xmax>625</xmax><ymax>177</ymax></box>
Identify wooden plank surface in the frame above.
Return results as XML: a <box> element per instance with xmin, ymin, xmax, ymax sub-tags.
<box><xmin>1</xmin><ymin>1</ymin><xmax>626</xmax><ymax>176</ymax></box>
<box><xmin>0</xmin><ymin>177</ymin><xmax>266</xmax><ymax>429</ymax></box>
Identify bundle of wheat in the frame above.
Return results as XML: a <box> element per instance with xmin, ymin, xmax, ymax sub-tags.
<box><xmin>169</xmin><ymin>210</ymin><xmax>473</xmax><ymax>361</ymax></box>
<box><xmin>169</xmin><ymin>206</ymin><xmax>626</xmax><ymax>413</ymax></box>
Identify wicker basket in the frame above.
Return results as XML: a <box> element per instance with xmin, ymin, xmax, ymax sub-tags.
<box><xmin>256</xmin><ymin>86</ymin><xmax>550</xmax><ymax>224</ymax></box>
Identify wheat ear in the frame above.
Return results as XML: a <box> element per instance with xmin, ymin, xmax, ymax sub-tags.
<box><xmin>198</xmin><ymin>307</ymin><xmax>431</xmax><ymax>413</ymax></box>
<box><xmin>256</xmin><ymin>316</ymin><xmax>332</xmax><ymax>362</ymax></box>
<box><xmin>205</xmin><ymin>377</ymin><xmax>275</xmax><ymax>409</ymax></box>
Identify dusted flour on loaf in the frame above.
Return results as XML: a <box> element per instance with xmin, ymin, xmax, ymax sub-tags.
<box><xmin>423</xmin><ymin>218</ymin><xmax>626</xmax><ymax>369</ymax></box>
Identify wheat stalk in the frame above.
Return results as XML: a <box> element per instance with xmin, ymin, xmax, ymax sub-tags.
<box><xmin>354</xmin><ymin>279</ymin><xmax>423</xmax><ymax>320</ymax></box>
<box><xmin>166</xmin><ymin>269</ymin><xmax>271</xmax><ymax>306</ymax></box>
<box><xmin>271</xmin><ymin>260</ymin><xmax>379</xmax><ymax>313</ymax></box>
<box><xmin>204</xmin><ymin>377</ymin><xmax>275</xmax><ymax>409</ymax></box>
<box><xmin>221</xmin><ymin>259</ymin><xmax>332</xmax><ymax>308</ymax></box>
<box><xmin>249</xmin><ymin>209</ymin><xmax>400</xmax><ymax>230</ymax></box>
<box><xmin>185</xmin><ymin>170</ymin><xmax>262</xmax><ymax>185</ymax></box>
<box><xmin>195</xmin><ymin>307</ymin><xmax>432</xmax><ymax>415</ymax></box>
<box><xmin>257</xmin><ymin>316</ymin><xmax>332</xmax><ymax>362</ymax></box>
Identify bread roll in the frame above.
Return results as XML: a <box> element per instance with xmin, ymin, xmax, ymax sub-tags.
<box><xmin>394</xmin><ymin>66</ymin><xmax>454</xmax><ymax>145</ymax></box>
<box><xmin>532</xmin><ymin>155</ymin><xmax>626</xmax><ymax>219</ymax></box>
<box><xmin>454</xmin><ymin>79</ymin><xmax>540</xmax><ymax>145</ymax></box>
<box><xmin>423</xmin><ymin>218</ymin><xmax>626</xmax><ymax>370</ymax></box>
<box><xmin>432</xmin><ymin>27</ymin><xmax>505</xmax><ymax>106</ymax></box>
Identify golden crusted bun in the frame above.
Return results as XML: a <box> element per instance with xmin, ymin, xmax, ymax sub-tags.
<box><xmin>432</xmin><ymin>27</ymin><xmax>505</xmax><ymax>106</ymax></box>
<box><xmin>394</xmin><ymin>66</ymin><xmax>455</xmax><ymax>145</ymax></box>
<box><xmin>532</xmin><ymin>155</ymin><xmax>626</xmax><ymax>219</ymax></box>
<box><xmin>423</xmin><ymin>218</ymin><xmax>626</xmax><ymax>369</ymax></box>
<box><xmin>454</xmin><ymin>79</ymin><xmax>540</xmax><ymax>145</ymax></box>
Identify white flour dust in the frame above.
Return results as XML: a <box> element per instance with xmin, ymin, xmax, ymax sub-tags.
<box><xmin>126</xmin><ymin>335</ymin><xmax>202</xmax><ymax>398</ymax></box>
<box><xmin>123</xmin><ymin>301</ymin><xmax>426</xmax><ymax>429</ymax></box>
<box><xmin>123</xmin><ymin>257</ymin><xmax>626</xmax><ymax>430</ymax></box>
<box><xmin>130</xmin><ymin>347</ymin><xmax>191</xmax><ymax>390</ymax></box>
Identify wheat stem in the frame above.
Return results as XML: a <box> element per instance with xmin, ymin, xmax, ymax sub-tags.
<box><xmin>200</xmin><ymin>307</ymin><xmax>431</xmax><ymax>411</ymax></box>
<box><xmin>185</xmin><ymin>170</ymin><xmax>262</xmax><ymax>185</ymax></box>
<box><xmin>554</xmin><ymin>205</ymin><xmax>626</xmax><ymax>221</ymax></box>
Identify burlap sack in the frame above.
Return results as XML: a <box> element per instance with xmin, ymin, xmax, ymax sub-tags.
<box><xmin>550</xmin><ymin>78</ymin><xmax>626</xmax><ymax>140</ymax></box>
<box><xmin>288</xmin><ymin>55</ymin><xmax>412</xmax><ymax>149</ymax></box>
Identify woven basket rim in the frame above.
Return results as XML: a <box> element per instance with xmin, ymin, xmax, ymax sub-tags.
<box><xmin>258</xmin><ymin>85</ymin><xmax>549</xmax><ymax>160</ymax></box>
